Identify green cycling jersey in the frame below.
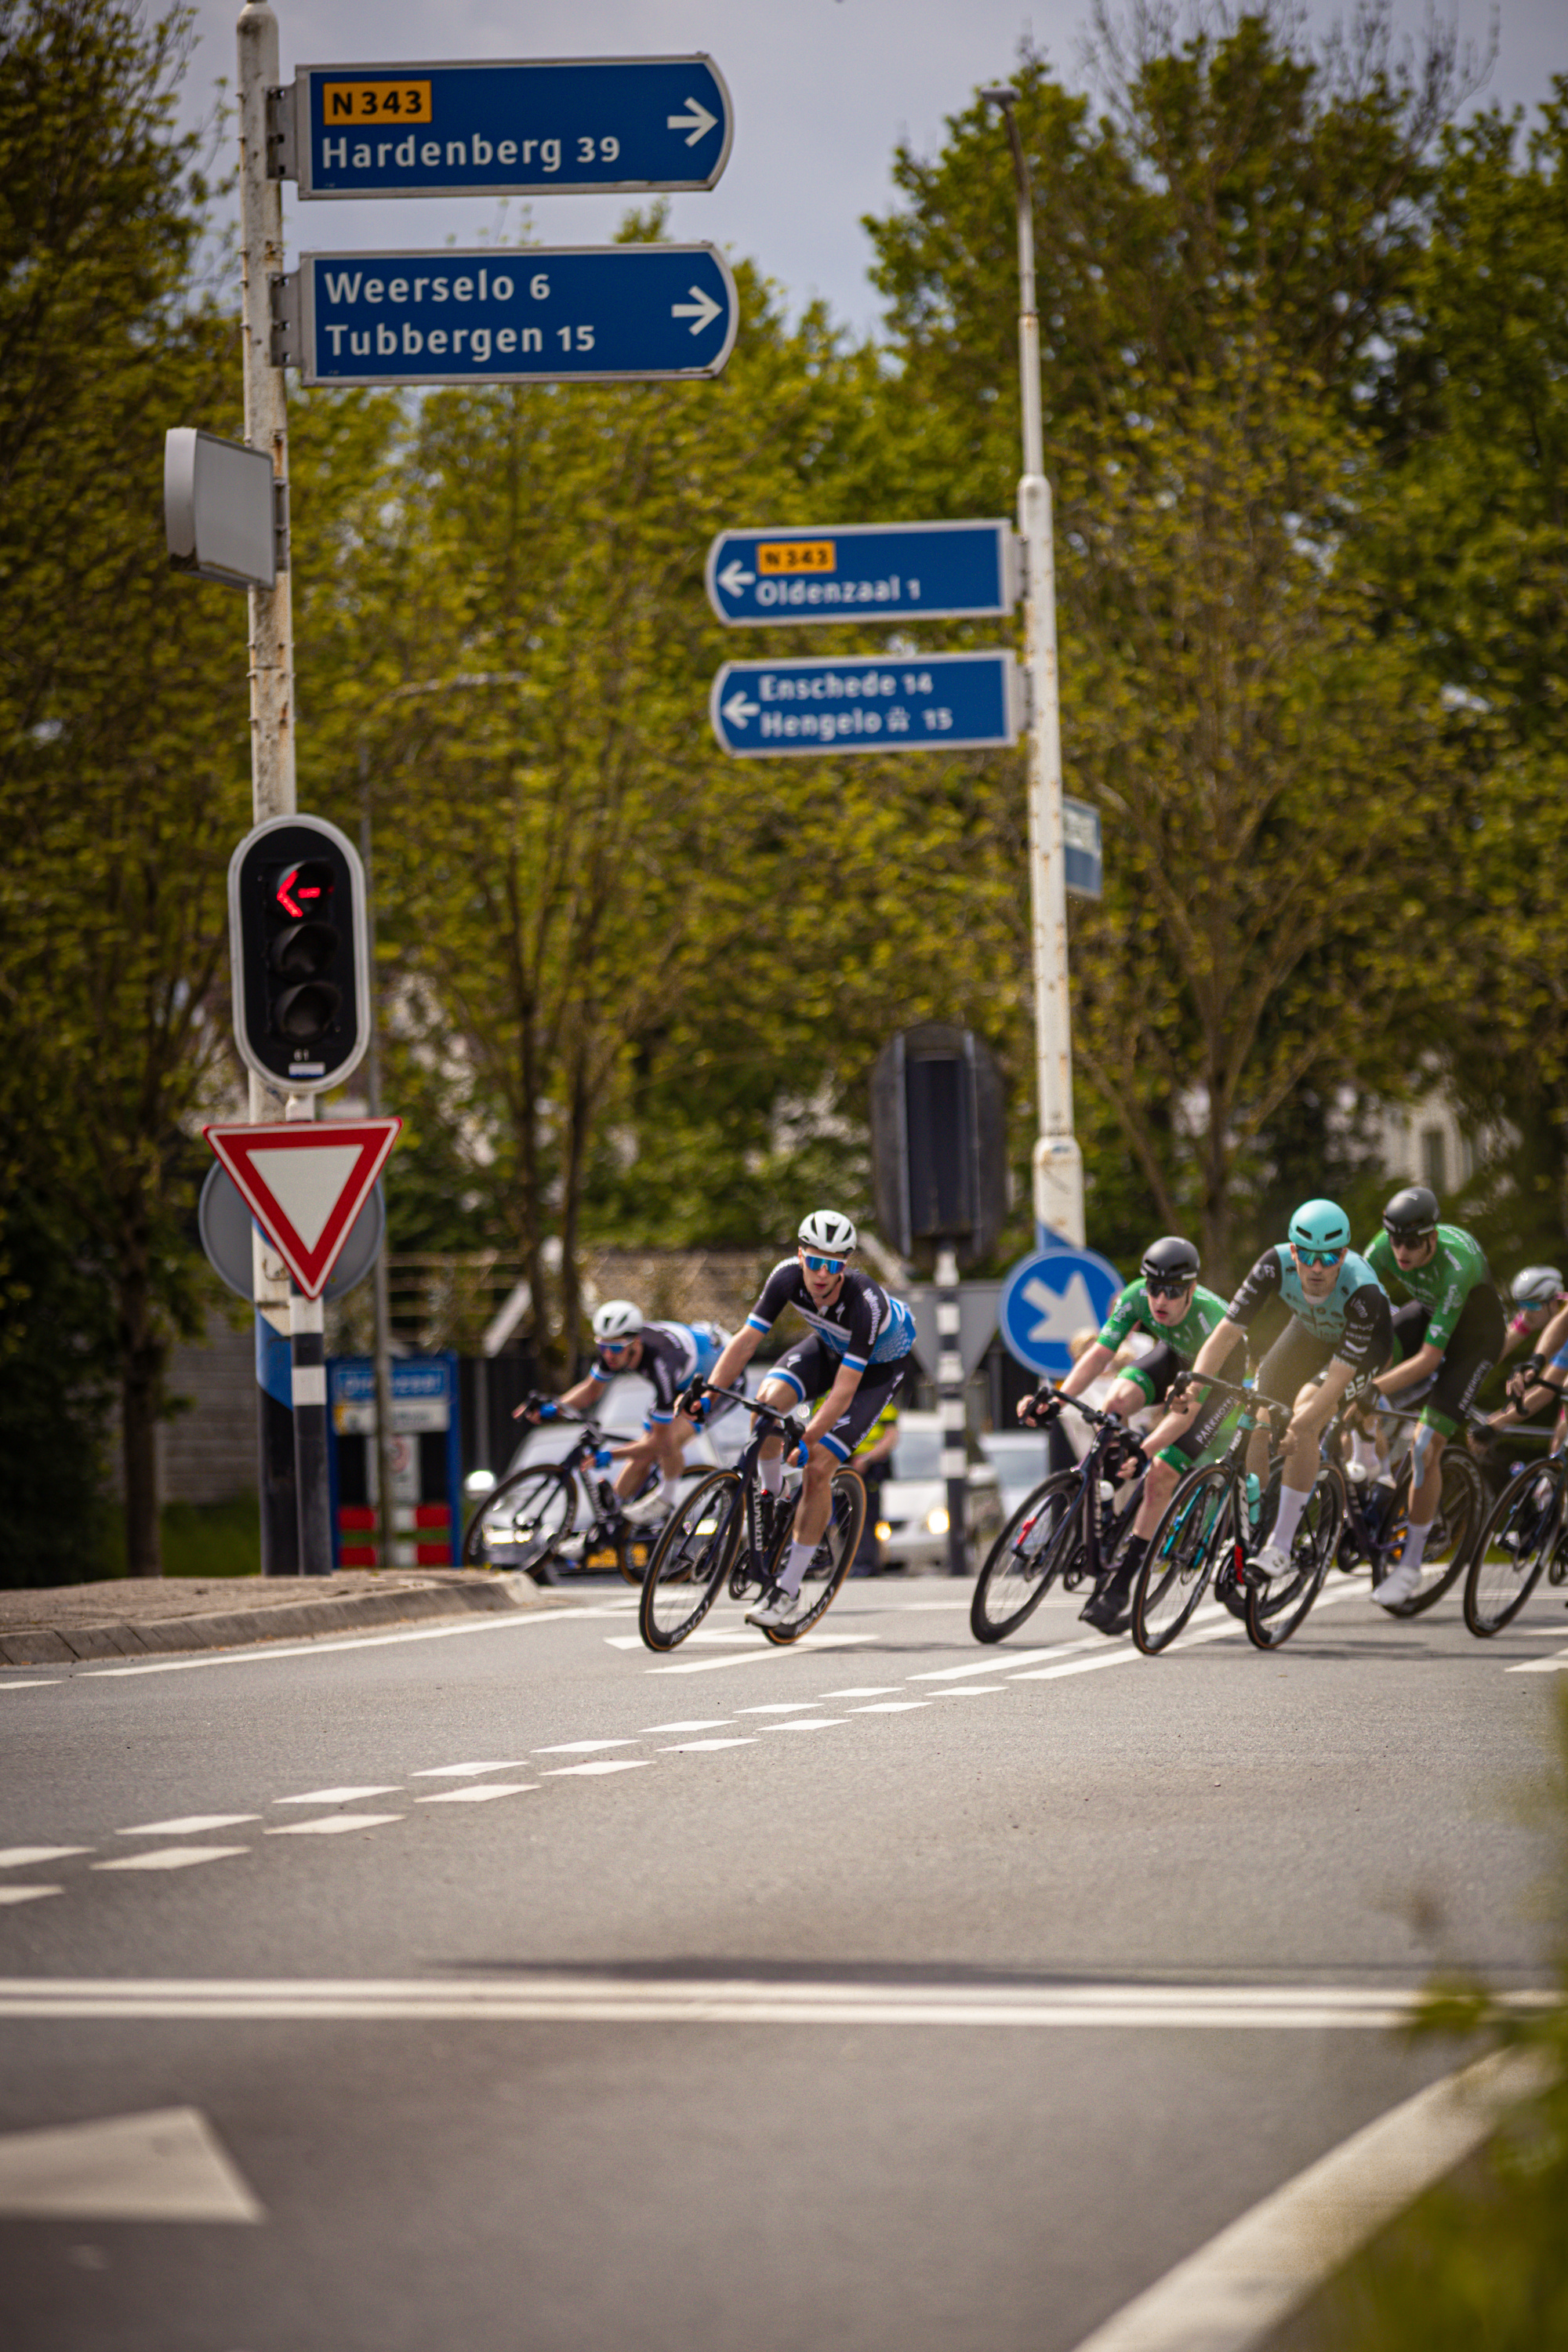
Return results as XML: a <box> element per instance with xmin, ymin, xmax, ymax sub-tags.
<box><xmin>1097</xmin><ymin>1277</ymin><xmax>1229</xmax><ymax>1363</ymax></box>
<box><xmin>1362</xmin><ymin>1223</ymin><xmax>1492</xmax><ymax>1355</ymax></box>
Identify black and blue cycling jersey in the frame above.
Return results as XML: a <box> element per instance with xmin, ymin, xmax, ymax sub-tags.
<box><xmin>746</xmin><ymin>1260</ymin><xmax>916</xmax><ymax>1374</ymax></box>
<box><xmin>589</xmin><ymin>1320</ymin><xmax>725</xmax><ymax>1423</ymax></box>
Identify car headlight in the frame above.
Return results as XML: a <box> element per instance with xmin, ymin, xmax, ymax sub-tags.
<box><xmin>874</xmin><ymin>1521</ymin><xmax>892</xmax><ymax>1544</ymax></box>
<box><xmin>926</xmin><ymin>1506</ymin><xmax>949</xmax><ymax>1535</ymax></box>
<box><xmin>464</xmin><ymin>1468</ymin><xmax>496</xmax><ymax>1497</ymax></box>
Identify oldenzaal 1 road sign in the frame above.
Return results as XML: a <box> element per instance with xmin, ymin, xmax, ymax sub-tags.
<box><xmin>203</xmin><ymin>1120</ymin><xmax>401</xmax><ymax>1300</ymax></box>
<box><xmin>710</xmin><ymin>652</ymin><xmax>1023</xmax><ymax>757</ymax></box>
<box><xmin>282</xmin><ymin>246</ymin><xmax>738</xmax><ymax>386</ymax></box>
<box><xmin>285</xmin><ymin>54</ymin><xmax>732</xmax><ymax>199</ymax></box>
<box><xmin>705</xmin><ymin>521</ymin><xmax>1018</xmax><ymax>626</ymax></box>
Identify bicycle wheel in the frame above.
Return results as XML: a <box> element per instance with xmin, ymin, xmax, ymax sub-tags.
<box><xmin>1133</xmin><ymin>1466</ymin><xmax>1230</xmax><ymax>1654</ymax></box>
<box><xmin>971</xmin><ymin>1472</ymin><xmax>1083</xmax><ymax>1644</ymax></box>
<box><xmin>638</xmin><ymin>1472</ymin><xmax>745</xmax><ymax>1652</ymax></box>
<box><xmin>1463</xmin><ymin>1456</ymin><xmax>1566</xmax><ymax>1636</ymax></box>
<box><xmin>461</xmin><ymin>1465</ymin><xmax>575</xmax><ymax>1579</ymax></box>
<box><xmin>757</xmin><ymin>1471</ymin><xmax>866</xmax><ymax>1645</ymax></box>
<box><xmin>1245</xmin><ymin>1465</ymin><xmax>1343</xmax><ymax>1650</ymax></box>
<box><xmin>1377</xmin><ymin>1448</ymin><xmax>1486</xmax><ymax>1617</ymax></box>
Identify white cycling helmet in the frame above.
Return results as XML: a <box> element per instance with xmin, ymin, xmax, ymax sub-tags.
<box><xmin>798</xmin><ymin>1210</ymin><xmax>857</xmax><ymax>1257</ymax></box>
<box><xmin>592</xmin><ymin>1299</ymin><xmax>644</xmax><ymax>1343</ymax></box>
<box><xmin>1511</xmin><ymin>1265</ymin><xmax>1564</xmax><ymax>1308</ymax></box>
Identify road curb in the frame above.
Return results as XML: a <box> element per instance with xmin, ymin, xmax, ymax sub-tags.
<box><xmin>0</xmin><ymin>1573</ymin><xmax>555</xmax><ymax>1667</ymax></box>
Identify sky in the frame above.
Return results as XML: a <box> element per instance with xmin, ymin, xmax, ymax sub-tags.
<box><xmin>177</xmin><ymin>0</ymin><xmax>1566</xmax><ymax>341</ymax></box>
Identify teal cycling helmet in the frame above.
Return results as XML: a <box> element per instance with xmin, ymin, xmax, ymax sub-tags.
<box><xmin>1287</xmin><ymin>1197</ymin><xmax>1352</xmax><ymax>1254</ymax></box>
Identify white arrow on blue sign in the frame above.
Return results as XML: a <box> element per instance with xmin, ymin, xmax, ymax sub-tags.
<box><xmin>710</xmin><ymin>651</ymin><xmax>1023</xmax><ymax>757</ymax></box>
<box><xmin>998</xmin><ymin>1245</ymin><xmax>1124</xmax><ymax>1378</ymax></box>
<box><xmin>704</xmin><ymin>520</ymin><xmax>1018</xmax><ymax>627</ymax></box>
<box><xmin>286</xmin><ymin>245</ymin><xmax>738</xmax><ymax>387</ymax></box>
<box><xmin>289</xmin><ymin>56</ymin><xmax>732</xmax><ymax>199</ymax></box>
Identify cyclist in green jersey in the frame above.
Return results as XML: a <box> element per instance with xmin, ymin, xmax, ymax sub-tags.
<box><xmin>1362</xmin><ymin>1184</ymin><xmax>1504</xmax><ymax>1607</ymax></box>
<box><xmin>1022</xmin><ymin>1236</ymin><xmax>1243</xmax><ymax>1632</ymax></box>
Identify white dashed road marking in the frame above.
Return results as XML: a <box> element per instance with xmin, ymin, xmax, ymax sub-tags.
<box><xmin>411</xmin><ymin>1761</ymin><xmax>528</xmax><ymax>1778</ymax></box>
<box><xmin>266</xmin><ymin>1815</ymin><xmax>402</xmax><ymax>1838</ymax></box>
<box><xmin>92</xmin><ymin>1847</ymin><xmax>249</xmax><ymax>1873</ymax></box>
<box><xmin>416</xmin><ymin>1784</ymin><xmax>536</xmax><ymax>1804</ymax></box>
<box><xmin>274</xmin><ymin>1786</ymin><xmax>401</xmax><ymax>1806</ymax></box>
<box><xmin>117</xmin><ymin>1816</ymin><xmax>260</xmax><ymax>1838</ymax></box>
<box><xmin>0</xmin><ymin>1886</ymin><xmax>61</xmax><ymax>1906</ymax></box>
<box><xmin>658</xmin><ymin>1739</ymin><xmax>756</xmax><ymax>1753</ymax></box>
<box><xmin>541</xmin><ymin>1761</ymin><xmax>651</xmax><ymax>1778</ymax></box>
<box><xmin>0</xmin><ymin>1847</ymin><xmax>91</xmax><ymax>1869</ymax></box>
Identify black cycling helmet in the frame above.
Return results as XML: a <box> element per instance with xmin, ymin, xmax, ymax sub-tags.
<box><xmin>1382</xmin><ymin>1185</ymin><xmax>1439</xmax><ymax>1240</ymax></box>
<box><xmin>1141</xmin><ymin>1235</ymin><xmax>1201</xmax><ymax>1283</ymax></box>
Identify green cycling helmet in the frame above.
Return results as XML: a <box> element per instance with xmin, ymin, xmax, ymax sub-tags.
<box><xmin>1288</xmin><ymin>1197</ymin><xmax>1352</xmax><ymax>1254</ymax></box>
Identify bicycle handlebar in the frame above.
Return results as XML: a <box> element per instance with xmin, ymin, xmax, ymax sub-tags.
<box><xmin>690</xmin><ymin>1379</ymin><xmax>801</xmax><ymax>1434</ymax></box>
<box><xmin>1168</xmin><ymin>1370</ymin><xmax>1292</xmax><ymax>1419</ymax></box>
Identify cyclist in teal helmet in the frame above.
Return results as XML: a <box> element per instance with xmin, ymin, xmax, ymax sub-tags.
<box><xmin>1187</xmin><ymin>1196</ymin><xmax>1392</xmax><ymax>1590</ymax></box>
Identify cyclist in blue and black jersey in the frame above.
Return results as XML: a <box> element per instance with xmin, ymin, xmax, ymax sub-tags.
<box><xmin>691</xmin><ymin>1211</ymin><xmax>916</xmax><ymax>1630</ymax></box>
<box><xmin>1189</xmin><ymin>1198</ymin><xmax>1392</xmax><ymax>1588</ymax></box>
<box><xmin>521</xmin><ymin>1299</ymin><xmax>735</xmax><ymax>1528</ymax></box>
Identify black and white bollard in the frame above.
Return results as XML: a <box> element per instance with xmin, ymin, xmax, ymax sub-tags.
<box><xmin>936</xmin><ymin>1247</ymin><xmax>968</xmax><ymax>1576</ymax></box>
<box><xmin>289</xmin><ymin>1286</ymin><xmax>334</xmax><ymax>1576</ymax></box>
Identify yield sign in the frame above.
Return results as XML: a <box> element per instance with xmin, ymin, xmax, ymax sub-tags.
<box><xmin>203</xmin><ymin>1120</ymin><xmax>400</xmax><ymax>1299</ymax></box>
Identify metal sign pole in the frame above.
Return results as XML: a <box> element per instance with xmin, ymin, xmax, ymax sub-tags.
<box><xmin>985</xmin><ymin>89</ymin><xmax>1084</xmax><ymax>1247</ymax></box>
<box><xmin>239</xmin><ymin>1</ymin><xmax>303</xmax><ymax>1569</ymax></box>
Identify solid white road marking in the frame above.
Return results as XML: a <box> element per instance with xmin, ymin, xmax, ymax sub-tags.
<box><xmin>1065</xmin><ymin>2045</ymin><xmax>1550</xmax><ymax>2352</ymax></box>
<box><xmin>909</xmin><ymin>1646</ymin><xmax>1081</xmax><ymax>1682</ymax></box>
<box><xmin>0</xmin><ymin>2106</ymin><xmax>263</xmax><ymax>2223</ymax></box>
<box><xmin>0</xmin><ymin>1886</ymin><xmax>61</xmax><ymax>1906</ymax></box>
<box><xmin>117</xmin><ymin>1815</ymin><xmax>260</xmax><ymax>1838</ymax></box>
<box><xmin>0</xmin><ymin>1680</ymin><xmax>60</xmax><ymax>1692</ymax></box>
<box><xmin>0</xmin><ymin>1846</ymin><xmax>91</xmax><ymax>1869</ymax></box>
<box><xmin>77</xmin><ymin>1604</ymin><xmax>611</xmax><ymax>1679</ymax></box>
<box><xmin>646</xmin><ymin>1632</ymin><xmax>875</xmax><ymax>1675</ymax></box>
<box><xmin>416</xmin><ymin>1784</ymin><xmax>535</xmax><ymax>1804</ymax></box>
<box><xmin>411</xmin><ymin>1761</ymin><xmax>528</xmax><ymax>1777</ymax></box>
<box><xmin>1508</xmin><ymin>1648</ymin><xmax>1568</xmax><ymax>1672</ymax></box>
<box><xmin>540</xmin><ymin>1761</ymin><xmax>651</xmax><ymax>1777</ymax></box>
<box><xmin>274</xmin><ymin>1786</ymin><xmax>401</xmax><ymax>1806</ymax></box>
<box><xmin>605</xmin><ymin>1631</ymin><xmax>752</xmax><ymax>1650</ymax></box>
<box><xmin>92</xmin><ymin>1846</ymin><xmax>249</xmax><ymax>1873</ymax></box>
<box><xmin>657</xmin><ymin>1739</ymin><xmax>756</xmax><ymax>1753</ymax></box>
<box><xmin>534</xmin><ymin>1740</ymin><xmax>635</xmax><ymax>1755</ymax></box>
<box><xmin>2</xmin><ymin>1976</ymin><xmax>1544</xmax><ymax>2030</ymax></box>
<box><xmin>265</xmin><ymin>1815</ymin><xmax>402</xmax><ymax>1837</ymax></box>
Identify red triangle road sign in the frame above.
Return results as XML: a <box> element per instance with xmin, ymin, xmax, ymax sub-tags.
<box><xmin>204</xmin><ymin>1120</ymin><xmax>401</xmax><ymax>1299</ymax></box>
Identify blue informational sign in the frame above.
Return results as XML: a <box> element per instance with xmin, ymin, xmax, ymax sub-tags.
<box><xmin>292</xmin><ymin>56</ymin><xmax>732</xmax><ymax>199</ymax></box>
<box><xmin>998</xmin><ymin>1245</ymin><xmax>1123</xmax><ymax>1378</ymax></box>
<box><xmin>1063</xmin><ymin>797</ymin><xmax>1103</xmax><ymax>899</ymax></box>
<box><xmin>710</xmin><ymin>651</ymin><xmax>1022</xmax><ymax>758</ymax></box>
<box><xmin>287</xmin><ymin>246</ymin><xmax>738</xmax><ymax>387</ymax></box>
<box><xmin>704</xmin><ymin>520</ymin><xmax>1018</xmax><ymax>626</ymax></box>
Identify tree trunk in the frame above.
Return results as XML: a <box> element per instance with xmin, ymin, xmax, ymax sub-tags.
<box><xmin>118</xmin><ymin>1259</ymin><xmax>163</xmax><ymax>1575</ymax></box>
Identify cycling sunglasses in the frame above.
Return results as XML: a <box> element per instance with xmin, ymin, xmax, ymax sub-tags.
<box><xmin>800</xmin><ymin>1252</ymin><xmax>847</xmax><ymax>1274</ymax></box>
<box><xmin>1294</xmin><ymin>1245</ymin><xmax>1346</xmax><ymax>1269</ymax></box>
<box><xmin>599</xmin><ymin>1338</ymin><xmax>636</xmax><ymax>1356</ymax></box>
<box><xmin>1145</xmin><ymin>1277</ymin><xmax>1192</xmax><ymax>1300</ymax></box>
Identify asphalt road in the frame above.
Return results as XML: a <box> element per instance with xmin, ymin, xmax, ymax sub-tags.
<box><xmin>2</xmin><ymin>1566</ymin><xmax>1564</xmax><ymax>2352</ymax></box>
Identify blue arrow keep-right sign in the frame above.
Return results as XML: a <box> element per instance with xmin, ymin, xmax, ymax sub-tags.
<box><xmin>998</xmin><ymin>1245</ymin><xmax>1124</xmax><ymax>1378</ymax></box>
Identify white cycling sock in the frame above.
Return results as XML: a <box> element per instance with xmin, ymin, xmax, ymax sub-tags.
<box><xmin>659</xmin><ymin>1469</ymin><xmax>680</xmax><ymax>1506</ymax></box>
<box><xmin>1348</xmin><ymin>1432</ymin><xmax>1381</xmax><ymax>1478</ymax></box>
<box><xmin>1269</xmin><ymin>1484</ymin><xmax>1313</xmax><ymax>1555</ymax></box>
<box><xmin>779</xmin><ymin>1538</ymin><xmax>816</xmax><ymax>1598</ymax></box>
<box><xmin>1399</xmin><ymin>1517</ymin><xmax>1432</xmax><ymax>1573</ymax></box>
<box><xmin>760</xmin><ymin>1453</ymin><xmax>785</xmax><ymax>1497</ymax></box>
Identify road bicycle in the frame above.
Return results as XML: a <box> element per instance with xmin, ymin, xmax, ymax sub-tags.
<box><xmin>1334</xmin><ymin>1403</ymin><xmax>1486</xmax><ymax>1618</ymax></box>
<box><xmin>461</xmin><ymin>1404</ymin><xmax>658</xmax><ymax>1584</ymax></box>
<box><xmin>637</xmin><ymin>1384</ymin><xmax>866</xmax><ymax>1653</ymax></box>
<box><xmin>1462</xmin><ymin>1445</ymin><xmax>1568</xmax><ymax>1635</ymax></box>
<box><xmin>970</xmin><ymin>1394</ymin><xmax>1145</xmax><ymax>1644</ymax></box>
<box><xmin>1132</xmin><ymin>1377</ymin><xmax>1344</xmax><ymax>1654</ymax></box>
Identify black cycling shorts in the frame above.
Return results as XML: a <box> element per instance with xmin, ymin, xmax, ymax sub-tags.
<box><xmin>1391</xmin><ymin>1284</ymin><xmax>1504</xmax><ymax>1436</ymax></box>
<box><xmin>762</xmin><ymin>1339</ymin><xmax>909</xmax><ymax>1463</ymax></box>
<box><xmin>1256</xmin><ymin>1308</ymin><xmax>1392</xmax><ymax>1414</ymax></box>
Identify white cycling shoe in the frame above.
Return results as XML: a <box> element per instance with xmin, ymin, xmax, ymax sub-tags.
<box><xmin>746</xmin><ymin>1587</ymin><xmax>798</xmax><ymax>1631</ymax></box>
<box><xmin>1372</xmin><ymin>1559</ymin><xmax>1422</xmax><ymax>1609</ymax></box>
<box><xmin>1244</xmin><ymin>1541</ymin><xmax>1293</xmax><ymax>1587</ymax></box>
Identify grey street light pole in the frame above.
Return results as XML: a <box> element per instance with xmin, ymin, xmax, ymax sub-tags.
<box><xmin>982</xmin><ymin>87</ymin><xmax>1086</xmax><ymax>1247</ymax></box>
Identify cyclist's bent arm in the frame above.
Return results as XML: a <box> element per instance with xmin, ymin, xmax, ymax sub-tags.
<box><xmin>557</xmin><ymin>1374</ymin><xmax>603</xmax><ymax>1414</ymax></box>
<box><xmin>1190</xmin><ymin>1316</ymin><xmax>1246</xmax><ymax>1381</ymax></box>
<box><xmin>1374</xmin><ymin>1341</ymin><xmax>1443</xmax><ymax>1399</ymax></box>
<box><xmin>706</xmin><ymin>1326</ymin><xmax>760</xmax><ymax>1395</ymax></box>
<box><xmin>804</xmin><ymin>1361</ymin><xmax>862</xmax><ymax>1454</ymax></box>
<box><xmin>1534</xmin><ymin>1302</ymin><xmax>1568</xmax><ymax>1363</ymax></box>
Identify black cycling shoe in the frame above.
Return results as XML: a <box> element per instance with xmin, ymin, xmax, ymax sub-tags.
<box><xmin>1080</xmin><ymin>1573</ymin><xmax>1134</xmax><ymax>1637</ymax></box>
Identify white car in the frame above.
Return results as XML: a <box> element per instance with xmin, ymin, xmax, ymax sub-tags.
<box><xmin>871</xmin><ymin>1412</ymin><xmax>1001</xmax><ymax>1574</ymax></box>
<box><xmin>978</xmin><ymin>1428</ymin><xmax>1058</xmax><ymax>1521</ymax></box>
<box><xmin>464</xmin><ymin>1370</ymin><xmax>752</xmax><ymax>1524</ymax></box>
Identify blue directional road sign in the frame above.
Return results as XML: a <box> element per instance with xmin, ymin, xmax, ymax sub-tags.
<box><xmin>998</xmin><ymin>1245</ymin><xmax>1124</xmax><ymax>1379</ymax></box>
<box><xmin>285</xmin><ymin>246</ymin><xmax>738</xmax><ymax>387</ymax></box>
<box><xmin>705</xmin><ymin>520</ymin><xmax>1018</xmax><ymax>626</ymax></box>
<box><xmin>289</xmin><ymin>56</ymin><xmax>732</xmax><ymax>199</ymax></box>
<box><xmin>710</xmin><ymin>652</ymin><xmax>1022</xmax><ymax>758</ymax></box>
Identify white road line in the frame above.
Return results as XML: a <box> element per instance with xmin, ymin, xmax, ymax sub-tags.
<box><xmin>534</xmin><ymin>1740</ymin><xmax>636</xmax><ymax>1755</ymax></box>
<box><xmin>540</xmin><ymin>1760</ymin><xmax>651</xmax><ymax>1777</ymax></box>
<box><xmin>92</xmin><ymin>1846</ymin><xmax>249</xmax><ymax>1873</ymax></box>
<box><xmin>76</xmin><ymin>1604</ymin><xmax>610</xmax><ymax>1679</ymax></box>
<box><xmin>934</xmin><ymin>1686</ymin><xmax>1005</xmax><ymax>1696</ymax></box>
<box><xmin>0</xmin><ymin>1847</ymin><xmax>91</xmax><ymax>1869</ymax></box>
<box><xmin>657</xmin><ymin>1739</ymin><xmax>755</xmax><ymax>1753</ymax></box>
<box><xmin>909</xmin><ymin>1645</ymin><xmax>1087</xmax><ymax>1682</ymax></box>
<box><xmin>266</xmin><ymin>1815</ymin><xmax>402</xmax><ymax>1837</ymax></box>
<box><xmin>760</xmin><ymin>1718</ymin><xmax>848</xmax><ymax>1732</ymax></box>
<box><xmin>274</xmin><ymin>1786</ymin><xmax>401</xmax><ymax>1806</ymax></box>
<box><xmin>1508</xmin><ymin>1649</ymin><xmax>1568</xmax><ymax>1672</ymax></box>
<box><xmin>411</xmin><ymin>1761</ymin><xmax>528</xmax><ymax>1778</ymax></box>
<box><xmin>818</xmin><ymin>1686</ymin><xmax>899</xmax><ymax>1697</ymax></box>
<box><xmin>1</xmin><ymin>1976</ymin><xmax>1544</xmax><ymax>2030</ymax></box>
<box><xmin>605</xmin><ymin>1632</ymin><xmax>752</xmax><ymax>1650</ymax></box>
<box><xmin>0</xmin><ymin>1886</ymin><xmax>61</xmax><ymax>1907</ymax></box>
<box><xmin>416</xmin><ymin>1784</ymin><xmax>536</xmax><ymax>1804</ymax></box>
<box><xmin>645</xmin><ymin>1632</ymin><xmax>875</xmax><ymax>1675</ymax></box>
<box><xmin>637</xmin><ymin>1719</ymin><xmax>733</xmax><ymax>1734</ymax></box>
<box><xmin>850</xmin><ymin>1702</ymin><xmax>928</xmax><ymax>1714</ymax></box>
<box><xmin>1065</xmin><ymin>2045</ymin><xmax>1550</xmax><ymax>2352</ymax></box>
<box><xmin>0</xmin><ymin>1680</ymin><xmax>60</xmax><ymax>1692</ymax></box>
<box><xmin>736</xmin><ymin>1701</ymin><xmax>823</xmax><ymax>1714</ymax></box>
<box><xmin>116</xmin><ymin>1816</ymin><xmax>260</xmax><ymax>1838</ymax></box>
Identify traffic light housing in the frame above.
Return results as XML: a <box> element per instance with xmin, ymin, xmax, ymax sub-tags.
<box><xmin>228</xmin><ymin>815</ymin><xmax>369</xmax><ymax>1094</ymax></box>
